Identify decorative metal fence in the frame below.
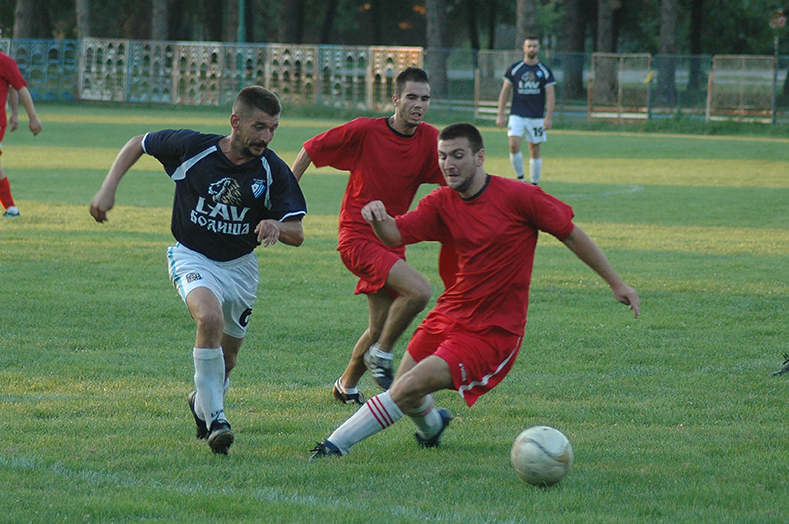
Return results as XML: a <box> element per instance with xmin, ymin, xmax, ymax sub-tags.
<box><xmin>1</xmin><ymin>37</ymin><xmax>787</xmax><ymax>123</ymax></box>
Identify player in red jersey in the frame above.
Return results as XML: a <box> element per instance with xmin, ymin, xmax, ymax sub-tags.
<box><xmin>310</xmin><ymin>122</ymin><xmax>639</xmax><ymax>458</ymax></box>
<box><xmin>291</xmin><ymin>67</ymin><xmax>454</xmax><ymax>402</ymax></box>
<box><xmin>0</xmin><ymin>33</ymin><xmax>43</xmax><ymax>218</ymax></box>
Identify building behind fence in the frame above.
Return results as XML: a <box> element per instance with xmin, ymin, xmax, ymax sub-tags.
<box><xmin>1</xmin><ymin>37</ymin><xmax>787</xmax><ymax>124</ymax></box>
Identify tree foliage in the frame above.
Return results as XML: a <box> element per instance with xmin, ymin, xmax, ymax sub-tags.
<box><xmin>0</xmin><ymin>0</ymin><xmax>786</xmax><ymax>56</ymax></box>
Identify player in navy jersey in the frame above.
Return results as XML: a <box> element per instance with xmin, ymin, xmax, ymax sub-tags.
<box><xmin>496</xmin><ymin>37</ymin><xmax>556</xmax><ymax>185</ymax></box>
<box><xmin>90</xmin><ymin>86</ymin><xmax>307</xmax><ymax>454</ymax></box>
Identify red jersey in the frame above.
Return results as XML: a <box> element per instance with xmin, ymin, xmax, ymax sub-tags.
<box><xmin>396</xmin><ymin>176</ymin><xmax>575</xmax><ymax>336</ymax></box>
<box><xmin>303</xmin><ymin>117</ymin><xmax>444</xmax><ymax>249</ymax></box>
<box><xmin>0</xmin><ymin>52</ymin><xmax>27</xmax><ymax>126</ymax></box>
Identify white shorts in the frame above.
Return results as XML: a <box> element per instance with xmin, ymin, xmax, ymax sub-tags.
<box><xmin>507</xmin><ymin>115</ymin><xmax>547</xmax><ymax>144</ymax></box>
<box><xmin>167</xmin><ymin>243</ymin><xmax>258</xmax><ymax>339</ymax></box>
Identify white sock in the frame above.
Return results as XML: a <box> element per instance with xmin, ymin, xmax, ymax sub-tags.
<box><xmin>335</xmin><ymin>378</ymin><xmax>359</xmax><ymax>395</ymax></box>
<box><xmin>224</xmin><ymin>377</ymin><xmax>230</xmax><ymax>396</ymax></box>
<box><xmin>193</xmin><ymin>347</ymin><xmax>226</xmax><ymax>427</ymax></box>
<box><xmin>529</xmin><ymin>158</ymin><xmax>542</xmax><ymax>184</ymax></box>
<box><xmin>407</xmin><ymin>394</ymin><xmax>443</xmax><ymax>439</ymax></box>
<box><xmin>6</xmin><ymin>205</ymin><xmax>18</xmax><ymax>214</ymax></box>
<box><xmin>328</xmin><ymin>391</ymin><xmax>404</xmax><ymax>455</ymax></box>
<box><xmin>509</xmin><ymin>152</ymin><xmax>524</xmax><ymax>180</ymax></box>
<box><xmin>370</xmin><ymin>342</ymin><xmax>394</xmax><ymax>360</ymax></box>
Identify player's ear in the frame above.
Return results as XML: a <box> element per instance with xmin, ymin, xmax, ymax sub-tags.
<box><xmin>230</xmin><ymin>113</ymin><xmax>240</xmax><ymax>130</ymax></box>
<box><xmin>476</xmin><ymin>148</ymin><xmax>485</xmax><ymax>167</ymax></box>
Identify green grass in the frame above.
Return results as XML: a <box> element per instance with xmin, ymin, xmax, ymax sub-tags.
<box><xmin>1</xmin><ymin>102</ymin><xmax>788</xmax><ymax>523</ymax></box>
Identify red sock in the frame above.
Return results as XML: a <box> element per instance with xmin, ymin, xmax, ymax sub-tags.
<box><xmin>0</xmin><ymin>177</ymin><xmax>15</xmax><ymax>209</ymax></box>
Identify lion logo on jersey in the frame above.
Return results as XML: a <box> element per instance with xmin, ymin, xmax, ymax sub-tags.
<box><xmin>209</xmin><ymin>178</ymin><xmax>243</xmax><ymax>206</ymax></box>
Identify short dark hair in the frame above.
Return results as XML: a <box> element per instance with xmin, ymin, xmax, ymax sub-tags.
<box><xmin>233</xmin><ymin>85</ymin><xmax>281</xmax><ymax>118</ymax></box>
<box><xmin>438</xmin><ymin>123</ymin><xmax>484</xmax><ymax>153</ymax></box>
<box><xmin>395</xmin><ymin>67</ymin><xmax>430</xmax><ymax>97</ymax></box>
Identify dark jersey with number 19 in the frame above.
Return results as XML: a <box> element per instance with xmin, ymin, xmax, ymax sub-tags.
<box><xmin>142</xmin><ymin>129</ymin><xmax>307</xmax><ymax>262</ymax></box>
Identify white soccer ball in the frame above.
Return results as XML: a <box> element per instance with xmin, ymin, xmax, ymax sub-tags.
<box><xmin>510</xmin><ymin>425</ymin><xmax>573</xmax><ymax>486</ymax></box>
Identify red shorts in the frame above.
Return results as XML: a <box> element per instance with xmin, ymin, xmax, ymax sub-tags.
<box><xmin>339</xmin><ymin>237</ymin><xmax>404</xmax><ymax>295</ymax></box>
<box><xmin>407</xmin><ymin>312</ymin><xmax>523</xmax><ymax>407</ymax></box>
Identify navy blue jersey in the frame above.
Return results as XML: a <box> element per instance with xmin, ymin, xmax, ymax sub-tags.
<box><xmin>142</xmin><ymin>129</ymin><xmax>307</xmax><ymax>262</ymax></box>
<box><xmin>503</xmin><ymin>61</ymin><xmax>556</xmax><ymax>118</ymax></box>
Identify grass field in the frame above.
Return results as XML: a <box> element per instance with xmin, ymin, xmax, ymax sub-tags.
<box><xmin>1</xmin><ymin>102</ymin><xmax>788</xmax><ymax>523</ymax></box>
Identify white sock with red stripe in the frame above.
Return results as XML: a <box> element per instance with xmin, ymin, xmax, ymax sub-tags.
<box><xmin>327</xmin><ymin>391</ymin><xmax>404</xmax><ymax>455</ymax></box>
<box><xmin>406</xmin><ymin>394</ymin><xmax>443</xmax><ymax>439</ymax></box>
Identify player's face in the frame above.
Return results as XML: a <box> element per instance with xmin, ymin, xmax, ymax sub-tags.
<box><xmin>393</xmin><ymin>81</ymin><xmax>431</xmax><ymax>129</ymax></box>
<box><xmin>234</xmin><ymin>109</ymin><xmax>279</xmax><ymax>159</ymax></box>
<box><xmin>523</xmin><ymin>39</ymin><xmax>540</xmax><ymax>60</ymax></box>
<box><xmin>438</xmin><ymin>137</ymin><xmax>484</xmax><ymax>196</ymax></box>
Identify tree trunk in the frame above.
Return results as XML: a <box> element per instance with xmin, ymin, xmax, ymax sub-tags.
<box><xmin>75</xmin><ymin>0</ymin><xmax>91</xmax><ymax>39</ymax></box>
<box><xmin>657</xmin><ymin>0</ymin><xmax>678</xmax><ymax>106</ymax></box>
<box><xmin>593</xmin><ymin>0</ymin><xmax>621</xmax><ymax>104</ymax></box>
<box><xmin>596</xmin><ymin>0</ymin><xmax>619</xmax><ymax>52</ymax></box>
<box><xmin>223</xmin><ymin>0</ymin><xmax>239</xmax><ymax>42</ymax></box>
<box><xmin>486</xmin><ymin>0</ymin><xmax>497</xmax><ymax>49</ymax></box>
<box><xmin>426</xmin><ymin>0</ymin><xmax>448</xmax><ymax>97</ymax></box>
<box><xmin>515</xmin><ymin>0</ymin><xmax>540</xmax><ymax>46</ymax></box>
<box><xmin>688</xmin><ymin>0</ymin><xmax>704</xmax><ymax>93</ymax></box>
<box><xmin>14</xmin><ymin>0</ymin><xmax>36</xmax><ymax>38</ymax></box>
<box><xmin>467</xmin><ymin>0</ymin><xmax>480</xmax><ymax>52</ymax></box>
<box><xmin>319</xmin><ymin>0</ymin><xmax>341</xmax><ymax>44</ymax></box>
<box><xmin>563</xmin><ymin>0</ymin><xmax>586</xmax><ymax>99</ymax></box>
<box><xmin>278</xmin><ymin>0</ymin><xmax>305</xmax><ymax>44</ymax></box>
<box><xmin>151</xmin><ymin>0</ymin><xmax>168</xmax><ymax>41</ymax></box>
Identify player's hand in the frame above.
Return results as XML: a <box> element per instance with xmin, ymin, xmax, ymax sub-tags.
<box><xmin>612</xmin><ymin>283</ymin><xmax>640</xmax><ymax>318</ymax></box>
<box><xmin>8</xmin><ymin>113</ymin><xmax>19</xmax><ymax>132</ymax></box>
<box><xmin>543</xmin><ymin>116</ymin><xmax>553</xmax><ymax>131</ymax></box>
<box><xmin>255</xmin><ymin>219</ymin><xmax>281</xmax><ymax>247</ymax></box>
<box><xmin>89</xmin><ymin>189</ymin><xmax>115</xmax><ymax>223</ymax></box>
<box><xmin>28</xmin><ymin>116</ymin><xmax>42</xmax><ymax>136</ymax></box>
<box><xmin>495</xmin><ymin>115</ymin><xmax>507</xmax><ymax>129</ymax></box>
<box><xmin>361</xmin><ymin>200</ymin><xmax>388</xmax><ymax>223</ymax></box>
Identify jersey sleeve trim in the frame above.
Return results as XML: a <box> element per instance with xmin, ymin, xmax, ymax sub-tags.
<box><xmin>172</xmin><ymin>145</ymin><xmax>218</xmax><ymax>181</ymax></box>
<box><xmin>141</xmin><ymin>132</ymin><xmax>151</xmax><ymax>154</ymax></box>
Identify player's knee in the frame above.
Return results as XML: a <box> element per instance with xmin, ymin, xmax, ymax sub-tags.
<box><xmin>390</xmin><ymin>376</ymin><xmax>424</xmax><ymax>412</ymax></box>
<box><xmin>194</xmin><ymin>310</ymin><xmax>224</xmax><ymax>340</ymax></box>
<box><xmin>407</xmin><ymin>277</ymin><xmax>431</xmax><ymax>310</ymax></box>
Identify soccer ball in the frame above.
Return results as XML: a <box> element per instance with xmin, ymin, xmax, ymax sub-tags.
<box><xmin>510</xmin><ymin>426</ymin><xmax>573</xmax><ymax>486</ymax></box>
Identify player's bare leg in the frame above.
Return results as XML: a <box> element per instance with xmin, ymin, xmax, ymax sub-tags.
<box><xmin>508</xmin><ymin>135</ymin><xmax>524</xmax><ymax>181</ymax></box>
<box><xmin>312</xmin><ymin>354</ymin><xmax>453</xmax><ymax>459</ymax></box>
<box><xmin>186</xmin><ymin>288</ymin><xmax>234</xmax><ymax>454</ymax></box>
<box><xmin>363</xmin><ymin>260</ymin><xmax>431</xmax><ymax>389</ymax></box>
<box><xmin>528</xmin><ymin>142</ymin><xmax>542</xmax><ymax>185</ymax></box>
<box><xmin>334</xmin><ymin>291</ymin><xmax>392</xmax><ymax>404</ymax></box>
<box><xmin>0</xmin><ymin>163</ymin><xmax>20</xmax><ymax>217</ymax></box>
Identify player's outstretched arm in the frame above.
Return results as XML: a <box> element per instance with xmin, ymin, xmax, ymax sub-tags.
<box><xmin>361</xmin><ymin>200</ymin><xmax>403</xmax><ymax>247</ymax></box>
<box><xmin>89</xmin><ymin>135</ymin><xmax>145</xmax><ymax>223</ymax></box>
<box><xmin>562</xmin><ymin>225</ymin><xmax>640</xmax><ymax>318</ymax></box>
<box><xmin>290</xmin><ymin>147</ymin><xmax>312</xmax><ymax>182</ymax></box>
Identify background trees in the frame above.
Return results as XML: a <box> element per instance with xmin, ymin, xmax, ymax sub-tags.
<box><xmin>0</xmin><ymin>0</ymin><xmax>785</xmax><ymax>56</ymax></box>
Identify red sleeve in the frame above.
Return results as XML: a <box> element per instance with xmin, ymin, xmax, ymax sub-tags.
<box><xmin>0</xmin><ymin>53</ymin><xmax>27</xmax><ymax>91</ymax></box>
<box><xmin>395</xmin><ymin>188</ymin><xmax>448</xmax><ymax>245</ymax></box>
<box><xmin>520</xmin><ymin>185</ymin><xmax>575</xmax><ymax>240</ymax></box>
<box><xmin>303</xmin><ymin>118</ymin><xmax>366</xmax><ymax>172</ymax></box>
